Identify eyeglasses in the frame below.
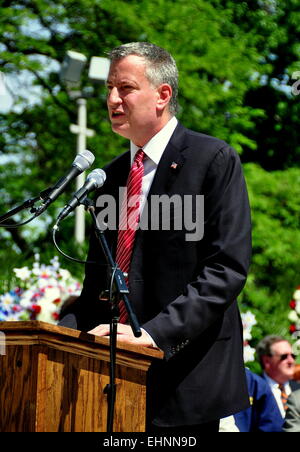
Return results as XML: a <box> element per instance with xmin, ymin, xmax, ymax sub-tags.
<box><xmin>270</xmin><ymin>353</ymin><xmax>297</xmax><ymax>361</ymax></box>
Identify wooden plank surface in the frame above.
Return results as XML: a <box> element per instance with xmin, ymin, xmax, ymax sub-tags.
<box><xmin>0</xmin><ymin>345</ymin><xmax>38</xmax><ymax>431</ymax></box>
<box><xmin>0</xmin><ymin>321</ymin><xmax>163</xmax><ymax>432</ymax></box>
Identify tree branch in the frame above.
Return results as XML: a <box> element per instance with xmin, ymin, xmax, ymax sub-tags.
<box><xmin>30</xmin><ymin>69</ymin><xmax>74</xmax><ymax>117</ymax></box>
<box><xmin>2</xmin><ymin>219</ymin><xmax>30</xmax><ymax>254</ymax></box>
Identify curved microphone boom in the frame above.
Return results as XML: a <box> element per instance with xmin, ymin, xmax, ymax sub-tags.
<box><xmin>36</xmin><ymin>150</ymin><xmax>95</xmax><ymax>215</ymax></box>
<box><xmin>55</xmin><ymin>168</ymin><xmax>106</xmax><ymax>224</ymax></box>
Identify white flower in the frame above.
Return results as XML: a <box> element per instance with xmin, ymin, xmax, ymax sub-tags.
<box><xmin>243</xmin><ymin>329</ymin><xmax>252</xmax><ymax>341</ymax></box>
<box><xmin>38</xmin><ymin>298</ymin><xmax>57</xmax><ymax>313</ymax></box>
<box><xmin>295</xmin><ymin>300</ymin><xmax>300</xmax><ymax>315</ymax></box>
<box><xmin>241</xmin><ymin>310</ymin><xmax>257</xmax><ymax>362</ymax></box>
<box><xmin>293</xmin><ymin>289</ymin><xmax>300</xmax><ymax>302</ymax></box>
<box><xmin>0</xmin><ymin>293</ymin><xmax>15</xmax><ymax>306</ymax></box>
<box><xmin>13</xmin><ymin>267</ymin><xmax>31</xmax><ymax>280</ymax></box>
<box><xmin>36</xmin><ymin>296</ymin><xmax>60</xmax><ymax>323</ymax></box>
<box><xmin>241</xmin><ymin>311</ymin><xmax>257</xmax><ymax>329</ymax></box>
<box><xmin>288</xmin><ymin>310</ymin><xmax>299</xmax><ymax>323</ymax></box>
<box><xmin>36</xmin><ymin>310</ymin><xmax>53</xmax><ymax>323</ymax></box>
<box><xmin>37</xmin><ymin>278</ymin><xmax>49</xmax><ymax>289</ymax></box>
<box><xmin>243</xmin><ymin>344</ymin><xmax>256</xmax><ymax>363</ymax></box>
<box><xmin>50</xmin><ymin>256</ymin><xmax>60</xmax><ymax>270</ymax></box>
<box><xmin>44</xmin><ymin>287</ymin><xmax>61</xmax><ymax>302</ymax></box>
<box><xmin>19</xmin><ymin>289</ymin><xmax>35</xmax><ymax>307</ymax></box>
<box><xmin>58</xmin><ymin>269</ymin><xmax>71</xmax><ymax>281</ymax></box>
<box><xmin>19</xmin><ymin>299</ymin><xmax>32</xmax><ymax>309</ymax></box>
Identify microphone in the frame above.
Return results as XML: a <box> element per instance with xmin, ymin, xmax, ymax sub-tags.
<box><xmin>37</xmin><ymin>150</ymin><xmax>95</xmax><ymax>214</ymax></box>
<box><xmin>55</xmin><ymin>168</ymin><xmax>106</xmax><ymax>223</ymax></box>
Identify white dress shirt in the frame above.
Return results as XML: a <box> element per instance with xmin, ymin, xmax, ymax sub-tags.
<box><xmin>264</xmin><ymin>372</ymin><xmax>291</xmax><ymax>418</ymax></box>
<box><xmin>130</xmin><ymin>116</ymin><xmax>178</xmax><ymax>214</ymax></box>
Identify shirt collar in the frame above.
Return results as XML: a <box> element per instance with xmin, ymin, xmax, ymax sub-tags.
<box><xmin>130</xmin><ymin>116</ymin><xmax>178</xmax><ymax>165</ymax></box>
<box><xmin>263</xmin><ymin>372</ymin><xmax>290</xmax><ymax>390</ymax></box>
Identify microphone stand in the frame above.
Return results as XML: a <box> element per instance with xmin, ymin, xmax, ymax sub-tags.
<box><xmin>0</xmin><ymin>196</ymin><xmax>40</xmax><ymax>224</ymax></box>
<box><xmin>83</xmin><ymin>198</ymin><xmax>141</xmax><ymax>432</ymax></box>
<box><xmin>0</xmin><ymin>187</ymin><xmax>55</xmax><ymax>225</ymax></box>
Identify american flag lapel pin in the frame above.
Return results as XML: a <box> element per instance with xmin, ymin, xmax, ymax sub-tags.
<box><xmin>170</xmin><ymin>162</ymin><xmax>178</xmax><ymax>169</ymax></box>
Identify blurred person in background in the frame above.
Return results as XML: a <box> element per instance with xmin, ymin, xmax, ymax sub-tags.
<box><xmin>234</xmin><ymin>368</ymin><xmax>283</xmax><ymax>432</ymax></box>
<box><xmin>256</xmin><ymin>335</ymin><xmax>300</xmax><ymax>419</ymax></box>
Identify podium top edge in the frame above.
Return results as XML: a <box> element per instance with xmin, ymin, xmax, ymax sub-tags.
<box><xmin>0</xmin><ymin>320</ymin><xmax>163</xmax><ymax>360</ymax></box>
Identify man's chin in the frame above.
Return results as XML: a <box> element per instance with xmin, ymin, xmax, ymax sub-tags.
<box><xmin>111</xmin><ymin>123</ymin><xmax>130</xmax><ymax>138</ymax></box>
<box><xmin>286</xmin><ymin>370</ymin><xmax>296</xmax><ymax>380</ymax></box>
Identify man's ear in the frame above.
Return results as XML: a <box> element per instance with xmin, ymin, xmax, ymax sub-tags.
<box><xmin>156</xmin><ymin>83</ymin><xmax>172</xmax><ymax>111</ymax></box>
<box><xmin>261</xmin><ymin>355</ymin><xmax>270</xmax><ymax>370</ymax></box>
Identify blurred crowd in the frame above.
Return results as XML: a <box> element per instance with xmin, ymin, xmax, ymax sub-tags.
<box><xmin>220</xmin><ymin>335</ymin><xmax>300</xmax><ymax>432</ymax></box>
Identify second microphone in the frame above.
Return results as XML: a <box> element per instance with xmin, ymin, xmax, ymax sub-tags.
<box><xmin>56</xmin><ymin>168</ymin><xmax>106</xmax><ymax>224</ymax></box>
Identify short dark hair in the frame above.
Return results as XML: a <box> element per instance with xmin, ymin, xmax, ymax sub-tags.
<box><xmin>256</xmin><ymin>335</ymin><xmax>288</xmax><ymax>368</ymax></box>
<box><xmin>108</xmin><ymin>42</ymin><xmax>179</xmax><ymax>115</ymax></box>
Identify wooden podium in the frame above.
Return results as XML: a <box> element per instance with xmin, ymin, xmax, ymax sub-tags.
<box><xmin>0</xmin><ymin>321</ymin><xmax>163</xmax><ymax>432</ymax></box>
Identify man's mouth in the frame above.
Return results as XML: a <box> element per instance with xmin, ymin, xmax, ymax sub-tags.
<box><xmin>111</xmin><ymin>111</ymin><xmax>125</xmax><ymax>118</ymax></box>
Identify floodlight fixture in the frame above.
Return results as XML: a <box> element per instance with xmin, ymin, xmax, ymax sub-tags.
<box><xmin>88</xmin><ymin>57</ymin><xmax>110</xmax><ymax>82</ymax></box>
<box><xmin>60</xmin><ymin>50</ymin><xmax>87</xmax><ymax>84</ymax></box>
<box><xmin>59</xmin><ymin>50</ymin><xmax>108</xmax><ymax>243</ymax></box>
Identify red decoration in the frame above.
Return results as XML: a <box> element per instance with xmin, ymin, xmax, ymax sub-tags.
<box><xmin>31</xmin><ymin>304</ymin><xmax>42</xmax><ymax>314</ymax></box>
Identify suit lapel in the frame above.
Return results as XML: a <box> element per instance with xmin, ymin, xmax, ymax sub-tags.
<box><xmin>107</xmin><ymin>123</ymin><xmax>188</xmax><ymax>198</ymax></box>
<box><xmin>147</xmin><ymin>122</ymin><xmax>188</xmax><ymax>197</ymax></box>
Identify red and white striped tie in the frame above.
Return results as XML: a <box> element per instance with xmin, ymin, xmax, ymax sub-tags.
<box><xmin>116</xmin><ymin>149</ymin><xmax>145</xmax><ymax>323</ymax></box>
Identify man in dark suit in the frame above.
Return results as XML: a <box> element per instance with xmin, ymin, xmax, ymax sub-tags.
<box><xmin>59</xmin><ymin>42</ymin><xmax>252</xmax><ymax>432</ymax></box>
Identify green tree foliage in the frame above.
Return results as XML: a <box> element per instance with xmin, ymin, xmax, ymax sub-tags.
<box><xmin>211</xmin><ymin>0</ymin><xmax>300</xmax><ymax>169</ymax></box>
<box><xmin>0</xmin><ymin>0</ymin><xmax>300</xmax><ymax>353</ymax></box>
<box><xmin>241</xmin><ymin>164</ymin><xmax>300</xmax><ymax>338</ymax></box>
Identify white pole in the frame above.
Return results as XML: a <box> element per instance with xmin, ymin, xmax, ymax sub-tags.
<box><xmin>69</xmin><ymin>97</ymin><xmax>95</xmax><ymax>243</ymax></box>
<box><xmin>75</xmin><ymin>97</ymin><xmax>87</xmax><ymax>243</ymax></box>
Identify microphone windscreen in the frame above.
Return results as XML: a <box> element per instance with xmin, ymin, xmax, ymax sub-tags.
<box><xmin>87</xmin><ymin>168</ymin><xmax>106</xmax><ymax>188</ymax></box>
<box><xmin>74</xmin><ymin>150</ymin><xmax>95</xmax><ymax>171</ymax></box>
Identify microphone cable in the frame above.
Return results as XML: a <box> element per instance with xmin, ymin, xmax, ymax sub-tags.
<box><xmin>52</xmin><ymin>220</ymin><xmax>100</xmax><ymax>265</ymax></box>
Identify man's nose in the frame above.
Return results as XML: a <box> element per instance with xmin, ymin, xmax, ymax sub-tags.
<box><xmin>107</xmin><ymin>87</ymin><xmax>121</xmax><ymax>106</ymax></box>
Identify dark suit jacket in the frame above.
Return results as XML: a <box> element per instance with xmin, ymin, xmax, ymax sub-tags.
<box><xmin>60</xmin><ymin>122</ymin><xmax>252</xmax><ymax>427</ymax></box>
<box><xmin>283</xmin><ymin>388</ymin><xmax>300</xmax><ymax>432</ymax></box>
